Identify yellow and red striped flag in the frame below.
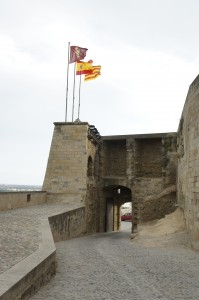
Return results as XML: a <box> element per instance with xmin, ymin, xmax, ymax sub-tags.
<box><xmin>76</xmin><ymin>60</ymin><xmax>93</xmax><ymax>75</ymax></box>
<box><xmin>84</xmin><ymin>66</ymin><xmax>101</xmax><ymax>82</ymax></box>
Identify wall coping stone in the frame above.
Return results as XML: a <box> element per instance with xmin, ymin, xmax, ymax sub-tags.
<box><xmin>0</xmin><ymin>191</ymin><xmax>45</xmax><ymax>194</ymax></box>
<box><xmin>0</xmin><ymin>205</ymin><xmax>85</xmax><ymax>300</ymax></box>
<box><xmin>102</xmin><ymin>132</ymin><xmax>177</xmax><ymax>140</ymax></box>
<box><xmin>0</xmin><ymin>218</ymin><xmax>56</xmax><ymax>300</ymax></box>
<box><xmin>54</xmin><ymin>122</ymin><xmax>89</xmax><ymax>126</ymax></box>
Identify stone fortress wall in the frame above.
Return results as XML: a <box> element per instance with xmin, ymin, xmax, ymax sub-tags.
<box><xmin>41</xmin><ymin>74</ymin><xmax>199</xmax><ymax>250</ymax></box>
<box><xmin>31</xmin><ymin>74</ymin><xmax>199</xmax><ymax>252</ymax></box>
<box><xmin>42</xmin><ymin>122</ymin><xmax>101</xmax><ymax>234</ymax></box>
<box><xmin>41</xmin><ymin>122</ymin><xmax>178</xmax><ymax>235</ymax></box>
<box><xmin>42</xmin><ymin>122</ymin><xmax>89</xmax><ymax>206</ymax></box>
<box><xmin>1</xmin><ymin>74</ymin><xmax>199</xmax><ymax>299</ymax></box>
<box><xmin>99</xmin><ymin>133</ymin><xmax>177</xmax><ymax>233</ymax></box>
<box><xmin>0</xmin><ymin>191</ymin><xmax>46</xmax><ymax>211</ymax></box>
<box><xmin>1</xmin><ymin>76</ymin><xmax>199</xmax><ymax>250</ymax></box>
<box><xmin>132</xmin><ymin>134</ymin><xmax>177</xmax><ymax>222</ymax></box>
<box><xmin>177</xmin><ymin>74</ymin><xmax>199</xmax><ymax>250</ymax></box>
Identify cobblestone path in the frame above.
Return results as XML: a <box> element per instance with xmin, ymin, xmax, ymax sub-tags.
<box><xmin>0</xmin><ymin>203</ymin><xmax>78</xmax><ymax>274</ymax></box>
<box><xmin>32</xmin><ymin>224</ymin><xmax>199</xmax><ymax>300</ymax></box>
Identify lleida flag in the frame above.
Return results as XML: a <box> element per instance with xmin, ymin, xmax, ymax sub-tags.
<box><xmin>70</xmin><ymin>46</ymin><xmax>88</xmax><ymax>64</ymax></box>
<box><xmin>84</xmin><ymin>66</ymin><xmax>101</xmax><ymax>81</ymax></box>
<box><xmin>76</xmin><ymin>60</ymin><xmax>93</xmax><ymax>75</ymax></box>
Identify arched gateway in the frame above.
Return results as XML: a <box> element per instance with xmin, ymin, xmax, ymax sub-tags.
<box><xmin>43</xmin><ymin>122</ymin><xmax>177</xmax><ymax>235</ymax></box>
<box><xmin>104</xmin><ymin>185</ymin><xmax>133</xmax><ymax>232</ymax></box>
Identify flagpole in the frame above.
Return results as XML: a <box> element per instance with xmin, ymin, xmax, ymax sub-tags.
<box><xmin>65</xmin><ymin>42</ymin><xmax>70</xmax><ymax>122</ymax></box>
<box><xmin>72</xmin><ymin>62</ymin><xmax>76</xmax><ymax>122</ymax></box>
<box><xmin>78</xmin><ymin>74</ymin><xmax>82</xmax><ymax>120</ymax></box>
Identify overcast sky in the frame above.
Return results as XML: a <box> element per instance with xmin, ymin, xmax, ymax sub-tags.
<box><xmin>1</xmin><ymin>0</ymin><xmax>199</xmax><ymax>185</ymax></box>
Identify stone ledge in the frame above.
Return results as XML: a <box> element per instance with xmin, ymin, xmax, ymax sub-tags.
<box><xmin>0</xmin><ymin>206</ymin><xmax>86</xmax><ymax>300</ymax></box>
<box><xmin>54</xmin><ymin>122</ymin><xmax>89</xmax><ymax>126</ymax></box>
<box><xmin>0</xmin><ymin>218</ymin><xmax>56</xmax><ymax>300</ymax></box>
<box><xmin>0</xmin><ymin>191</ymin><xmax>47</xmax><ymax>211</ymax></box>
<box><xmin>102</xmin><ymin>132</ymin><xmax>177</xmax><ymax>140</ymax></box>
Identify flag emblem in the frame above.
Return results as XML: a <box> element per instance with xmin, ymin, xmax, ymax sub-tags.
<box><xmin>76</xmin><ymin>60</ymin><xmax>93</xmax><ymax>75</ymax></box>
<box><xmin>70</xmin><ymin>46</ymin><xmax>88</xmax><ymax>64</ymax></box>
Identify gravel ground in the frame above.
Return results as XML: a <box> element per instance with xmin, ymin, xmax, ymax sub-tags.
<box><xmin>0</xmin><ymin>203</ymin><xmax>78</xmax><ymax>274</ymax></box>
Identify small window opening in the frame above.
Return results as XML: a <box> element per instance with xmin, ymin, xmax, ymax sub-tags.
<box><xmin>87</xmin><ymin>156</ymin><xmax>94</xmax><ymax>177</ymax></box>
<box><xmin>27</xmin><ymin>194</ymin><xmax>31</xmax><ymax>202</ymax></box>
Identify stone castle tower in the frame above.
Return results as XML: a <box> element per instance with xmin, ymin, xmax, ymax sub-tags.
<box><xmin>43</xmin><ymin>122</ymin><xmax>100</xmax><ymax>233</ymax></box>
<box><xmin>43</xmin><ymin>122</ymin><xmax>177</xmax><ymax>234</ymax></box>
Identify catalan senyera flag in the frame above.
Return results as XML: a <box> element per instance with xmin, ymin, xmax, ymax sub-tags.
<box><xmin>84</xmin><ymin>66</ymin><xmax>101</xmax><ymax>82</ymax></box>
<box><xmin>76</xmin><ymin>60</ymin><xmax>93</xmax><ymax>75</ymax></box>
<box><xmin>70</xmin><ymin>46</ymin><xmax>88</xmax><ymax>64</ymax></box>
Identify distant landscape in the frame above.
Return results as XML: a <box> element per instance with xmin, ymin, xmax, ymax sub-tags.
<box><xmin>0</xmin><ymin>184</ymin><xmax>42</xmax><ymax>192</ymax></box>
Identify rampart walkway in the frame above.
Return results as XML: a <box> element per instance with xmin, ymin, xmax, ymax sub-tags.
<box><xmin>31</xmin><ymin>223</ymin><xmax>199</xmax><ymax>300</ymax></box>
<box><xmin>0</xmin><ymin>203</ymin><xmax>78</xmax><ymax>274</ymax></box>
<box><xmin>1</xmin><ymin>206</ymin><xmax>199</xmax><ymax>299</ymax></box>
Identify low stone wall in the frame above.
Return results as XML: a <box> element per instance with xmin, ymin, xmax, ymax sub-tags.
<box><xmin>49</xmin><ymin>207</ymin><xmax>86</xmax><ymax>242</ymax></box>
<box><xmin>0</xmin><ymin>206</ymin><xmax>86</xmax><ymax>300</ymax></box>
<box><xmin>0</xmin><ymin>191</ymin><xmax>46</xmax><ymax>211</ymax></box>
<box><xmin>0</xmin><ymin>218</ymin><xmax>56</xmax><ymax>300</ymax></box>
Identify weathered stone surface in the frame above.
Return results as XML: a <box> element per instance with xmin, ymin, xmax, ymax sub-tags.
<box><xmin>99</xmin><ymin>134</ymin><xmax>177</xmax><ymax>230</ymax></box>
<box><xmin>43</xmin><ymin>123</ymin><xmax>88</xmax><ymax>203</ymax></box>
<box><xmin>49</xmin><ymin>207</ymin><xmax>86</xmax><ymax>242</ymax></box>
<box><xmin>43</xmin><ymin>123</ymin><xmax>101</xmax><ymax>234</ymax></box>
<box><xmin>177</xmin><ymin>74</ymin><xmax>199</xmax><ymax>250</ymax></box>
<box><xmin>0</xmin><ymin>191</ymin><xmax>46</xmax><ymax>211</ymax></box>
<box><xmin>42</xmin><ymin>123</ymin><xmax>178</xmax><ymax>235</ymax></box>
<box><xmin>0</xmin><ymin>202</ymin><xmax>85</xmax><ymax>300</ymax></box>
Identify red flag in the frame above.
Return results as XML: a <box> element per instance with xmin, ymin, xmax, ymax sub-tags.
<box><xmin>70</xmin><ymin>46</ymin><xmax>88</xmax><ymax>64</ymax></box>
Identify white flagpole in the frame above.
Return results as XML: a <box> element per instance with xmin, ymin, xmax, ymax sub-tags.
<box><xmin>65</xmin><ymin>42</ymin><xmax>70</xmax><ymax>122</ymax></box>
<box><xmin>72</xmin><ymin>62</ymin><xmax>76</xmax><ymax>122</ymax></box>
<box><xmin>78</xmin><ymin>74</ymin><xmax>82</xmax><ymax>120</ymax></box>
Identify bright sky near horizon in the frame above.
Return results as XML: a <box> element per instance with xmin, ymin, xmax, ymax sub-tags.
<box><xmin>1</xmin><ymin>0</ymin><xmax>199</xmax><ymax>185</ymax></box>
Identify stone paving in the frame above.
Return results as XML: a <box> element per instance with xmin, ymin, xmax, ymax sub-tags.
<box><xmin>31</xmin><ymin>223</ymin><xmax>199</xmax><ymax>300</ymax></box>
<box><xmin>0</xmin><ymin>203</ymin><xmax>78</xmax><ymax>274</ymax></box>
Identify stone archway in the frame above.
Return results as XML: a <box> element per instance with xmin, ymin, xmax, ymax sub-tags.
<box><xmin>103</xmin><ymin>185</ymin><xmax>132</xmax><ymax>232</ymax></box>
